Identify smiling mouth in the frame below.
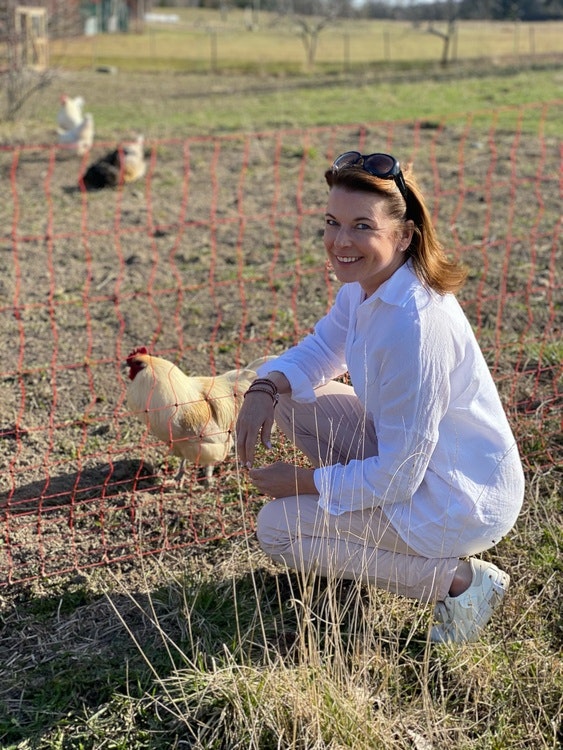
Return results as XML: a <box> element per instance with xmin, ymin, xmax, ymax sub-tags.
<box><xmin>336</xmin><ymin>256</ymin><xmax>361</xmax><ymax>264</ymax></box>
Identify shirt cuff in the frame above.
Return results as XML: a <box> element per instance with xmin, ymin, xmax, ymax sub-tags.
<box><xmin>314</xmin><ymin>466</ymin><xmax>348</xmax><ymax>516</ymax></box>
<box><xmin>257</xmin><ymin>360</ymin><xmax>317</xmax><ymax>403</ymax></box>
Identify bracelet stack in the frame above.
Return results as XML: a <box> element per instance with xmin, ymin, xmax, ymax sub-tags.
<box><xmin>244</xmin><ymin>377</ymin><xmax>279</xmax><ymax>407</ymax></box>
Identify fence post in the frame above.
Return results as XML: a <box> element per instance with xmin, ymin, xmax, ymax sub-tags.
<box><xmin>210</xmin><ymin>29</ymin><xmax>218</xmax><ymax>73</ymax></box>
<box><xmin>383</xmin><ymin>30</ymin><xmax>390</xmax><ymax>62</ymax></box>
<box><xmin>529</xmin><ymin>25</ymin><xmax>535</xmax><ymax>56</ymax></box>
<box><xmin>343</xmin><ymin>32</ymin><xmax>350</xmax><ymax>72</ymax></box>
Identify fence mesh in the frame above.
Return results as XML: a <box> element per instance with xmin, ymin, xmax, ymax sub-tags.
<box><xmin>1</xmin><ymin>100</ymin><xmax>562</xmax><ymax>586</ymax></box>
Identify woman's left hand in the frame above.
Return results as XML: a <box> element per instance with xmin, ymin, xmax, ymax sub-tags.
<box><xmin>249</xmin><ymin>462</ymin><xmax>318</xmax><ymax>499</ymax></box>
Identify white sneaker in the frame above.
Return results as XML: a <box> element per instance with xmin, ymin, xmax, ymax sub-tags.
<box><xmin>430</xmin><ymin>558</ymin><xmax>510</xmax><ymax>644</ymax></box>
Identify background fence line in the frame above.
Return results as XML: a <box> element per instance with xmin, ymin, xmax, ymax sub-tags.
<box><xmin>0</xmin><ymin>100</ymin><xmax>561</xmax><ymax>585</ymax></box>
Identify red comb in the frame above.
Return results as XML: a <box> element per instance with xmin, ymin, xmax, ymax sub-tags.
<box><xmin>126</xmin><ymin>346</ymin><xmax>149</xmax><ymax>361</ymax></box>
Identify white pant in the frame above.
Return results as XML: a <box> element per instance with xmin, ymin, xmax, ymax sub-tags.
<box><xmin>256</xmin><ymin>380</ymin><xmax>458</xmax><ymax>602</ymax></box>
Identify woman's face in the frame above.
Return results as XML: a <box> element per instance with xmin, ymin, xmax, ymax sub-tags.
<box><xmin>324</xmin><ymin>186</ymin><xmax>413</xmax><ymax>297</ymax></box>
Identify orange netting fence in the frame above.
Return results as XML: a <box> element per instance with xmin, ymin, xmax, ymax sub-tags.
<box><xmin>1</xmin><ymin>101</ymin><xmax>561</xmax><ymax>586</ymax></box>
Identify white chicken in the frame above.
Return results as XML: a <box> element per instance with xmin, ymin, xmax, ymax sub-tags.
<box><xmin>126</xmin><ymin>348</ymin><xmax>276</xmax><ymax>484</ymax></box>
<box><xmin>81</xmin><ymin>134</ymin><xmax>146</xmax><ymax>190</ymax></box>
<box><xmin>58</xmin><ymin>112</ymin><xmax>95</xmax><ymax>155</ymax></box>
<box><xmin>57</xmin><ymin>94</ymin><xmax>85</xmax><ymax>135</ymax></box>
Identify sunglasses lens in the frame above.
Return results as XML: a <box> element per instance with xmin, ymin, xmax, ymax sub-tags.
<box><xmin>363</xmin><ymin>153</ymin><xmax>396</xmax><ymax>176</ymax></box>
<box><xmin>332</xmin><ymin>151</ymin><xmax>361</xmax><ymax>171</ymax></box>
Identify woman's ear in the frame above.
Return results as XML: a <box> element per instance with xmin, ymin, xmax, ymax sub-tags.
<box><xmin>400</xmin><ymin>219</ymin><xmax>415</xmax><ymax>251</ymax></box>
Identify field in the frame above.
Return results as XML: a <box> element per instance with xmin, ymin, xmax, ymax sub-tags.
<box><xmin>0</xmin><ymin>40</ymin><xmax>562</xmax><ymax>750</ymax></box>
<box><xmin>47</xmin><ymin>12</ymin><xmax>563</xmax><ymax>73</ymax></box>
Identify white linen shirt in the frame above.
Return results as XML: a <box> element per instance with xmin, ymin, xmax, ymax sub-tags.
<box><xmin>258</xmin><ymin>261</ymin><xmax>525</xmax><ymax>558</ymax></box>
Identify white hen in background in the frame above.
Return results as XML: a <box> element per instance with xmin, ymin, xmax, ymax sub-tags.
<box><xmin>58</xmin><ymin>113</ymin><xmax>95</xmax><ymax>155</ymax></box>
<box><xmin>57</xmin><ymin>94</ymin><xmax>85</xmax><ymax>135</ymax></box>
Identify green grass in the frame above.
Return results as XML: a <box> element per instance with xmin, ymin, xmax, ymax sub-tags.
<box><xmin>3</xmin><ymin>64</ymin><xmax>562</xmax><ymax>143</ymax></box>
<box><xmin>167</xmin><ymin>67</ymin><xmax>563</xmax><ymax>134</ymax></box>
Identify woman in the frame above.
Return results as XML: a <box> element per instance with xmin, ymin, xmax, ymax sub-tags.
<box><xmin>236</xmin><ymin>151</ymin><xmax>525</xmax><ymax>643</ymax></box>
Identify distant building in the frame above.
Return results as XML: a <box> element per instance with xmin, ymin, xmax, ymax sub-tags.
<box><xmin>81</xmin><ymin>0</ymin><xmax>153</xmax><ymax>34</ymax></box>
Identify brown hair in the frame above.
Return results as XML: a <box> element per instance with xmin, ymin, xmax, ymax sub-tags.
<box><xmin>324</xmin><ymin>164</ymin><xmax>467</xmax><ymax>294</ymax></box>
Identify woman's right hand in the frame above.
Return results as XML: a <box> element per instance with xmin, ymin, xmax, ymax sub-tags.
<box><xmin>236</xmin><ymin>390</ymin><xmax>276</xmax><ymax>469</ymax></box>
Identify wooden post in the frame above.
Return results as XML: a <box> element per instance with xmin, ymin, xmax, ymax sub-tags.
<box><xmin>343</xmin><ymin>32</ymin><xmax>350</xmax><ymax>73</ymax></box>
<box><xmin>210</xmin><ymin>29</ymin><xmax>218</xmax><ymax>73</ymax></box>
<box><xmin>15</xmin><ymin>6</ymin><xmax>49</xmax><ymax>71</ymax></box>
<box><xmin>383</xmin><ymin>30</ymin><xmax>390</xmax><ymax>63</ymax></box>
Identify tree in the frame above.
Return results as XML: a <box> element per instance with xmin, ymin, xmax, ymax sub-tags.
<box><xmin>426</xmin><ymin>0</ymin><xmax>459</xmax><ymax>66</ymax></box>
<box><xmin>296</xmin><ymin>13</ymin><xmax>335</xmax><ymax>67</ymax></box>
<box><xmin>271</xmin><ymin>0</ymin><xmax>345</xmax><ymax>69</ymax></box>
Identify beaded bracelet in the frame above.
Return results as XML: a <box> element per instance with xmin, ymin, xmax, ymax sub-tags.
<box><xmin>244</xmin><ymin>378</ymin><xmax>279</xmax><ymax>406</ymax></box>
<box><xmin>251</xmin><ymin>378</ymin><xmax>279</xmax><ymax>393</ymax></box>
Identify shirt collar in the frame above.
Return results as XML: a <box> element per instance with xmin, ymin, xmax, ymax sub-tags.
<box><xmin>364</xmin><ymin>260</ymin><xmax>422</xmax><ymax>308</ymax></box>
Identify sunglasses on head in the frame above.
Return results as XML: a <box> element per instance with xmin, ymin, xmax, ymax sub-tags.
<box><xmin>331</xmin><ymin>151</ymin><xmax>408</xmax><ymax>204</ymax></box>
